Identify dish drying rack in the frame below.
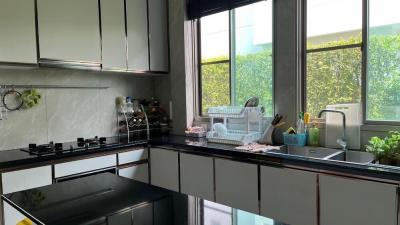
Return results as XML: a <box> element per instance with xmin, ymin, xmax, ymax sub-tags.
<box><xmin>207</xmin><ymin>106</ymin><xmax>264</xmax><ymax>145</ymax></box>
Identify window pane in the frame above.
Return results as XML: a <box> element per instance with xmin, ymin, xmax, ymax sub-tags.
<box><xmin>367</xmin><ymin>0</ymin><xmax>400</xmax><ymax>121</ymax></box>
<box><xmin>201</xmin><ymin>11</ymin><xmax>229</xmax><ymax>62</ymax></box>
<box><xmin>201</xmin><ymin>63</ymin><xmax>230</xmax><ymax>114</ymax></box>
<box><xmin>307</xmin><ymin>0</ymin><xmax>362</xmax><ymax>49</ymax></box>
<box><xmin>307</xmin><ymin>48</ymin><xmax>362</xmax><ymax>117</ymax></box>
<box><xmin>233</xmin><ymin>1</ymin><xmax>273</xmax><ymax>117</ymax></box>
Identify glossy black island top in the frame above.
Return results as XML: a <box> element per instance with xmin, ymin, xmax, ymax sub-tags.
<box><xmin>2</xmin><ymin>173</ymin><xmax>283</xmax><ymax>225</ymax></box>
<box><xmin>2</xmin><ymin>173</ymin><xmax>177</xmax><ymax>225</ymax></box>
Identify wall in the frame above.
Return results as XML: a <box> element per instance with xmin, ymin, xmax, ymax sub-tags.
<box><xmin>0</xmin><ymin>67</ymin><xmax>154</xmax><ymax>150</ymax></box>
<box><xmin>153</xmin><ymin>0</ymin><xmax>195</xmax><ymax>135</ymax></box>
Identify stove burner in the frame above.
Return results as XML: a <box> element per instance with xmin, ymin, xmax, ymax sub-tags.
<box><xmin>21</xmin><ymin>136</ymin><xmax>110</xmax><ymax>156</ymax></box>
<box><xmin>77</xmin><ymin>136</ymin><xmax>107</xmax><ymax>147</ymax></box>
<box><xmin>25</xmin><ymin>142</ymin><xmax>63</xmax><ymax>156</ymax></box>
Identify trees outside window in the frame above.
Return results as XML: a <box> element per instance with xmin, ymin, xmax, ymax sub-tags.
<box><xmin>199</xmin><ymin>1</ymin><xmax>273</xmax><ymax>116</ymax></box>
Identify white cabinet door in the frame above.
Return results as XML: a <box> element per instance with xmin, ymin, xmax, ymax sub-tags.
<box><xmin>118</xmin><ymin>149</ymin><xmax>148</xmax><ymax>165</ymax></box>
<box><xmin>37</xmin><ymin>0</ymin><xmax>101</xmax><ymax>62</ymax></box>
<box><xmin>148</xmin><ymin>0</ymin><xmax>169</xmax><ymax>72</ymax></box>
<box><xmin>119</xmin><ymin>163</ymin><xmax>149</xmax><ymax>183</ymax></box>
<box><xmin>2</xmin><ymin>166</ymin><xmax>52</xmax><ymax>225</ymax></box>
<box><xmin>54</xmin><ymin>155</ymin><xmax>116</xmax><ymax>178</ymax></box>
<box><xmin>150</xmin><ymin>148</ymin><xmax>179</xmax><ymax>192</ymax></box>
<box><xmin>180</xmin><ymin>153</ymin><xmax>214</xmax><ymax>201</ymax></box>
<box><xmin>319</xmin><ymin>174</ymin><xmax>398</xmax><ymax>225</ymax></box>
<box><xmin>2</xmin><ymin>166</ymin><xmax>52</xmax><ymax>194</ymax></box>
<box><xmin>126</xmin><ymin>0</ymin><xmax>149</xmax><ymax>71</ymax></box>
<box><xmin>260</xmin><ymin>166</ymin><xmax>317</xmax><ymax>225</ymax></box>
<box><xmin>100</xmin><ymin>0</ymin><xmax>126</xmax><ymax>70</ymax></box>
<box><xmin>0</xmin><ymin>0</ymin><xmax>37</xmax><ymax>63</ymax></box>
<box><xmin>214</xmin><ymin>158</ymin><xmax>258</xmax><ymax>214</ymax></box>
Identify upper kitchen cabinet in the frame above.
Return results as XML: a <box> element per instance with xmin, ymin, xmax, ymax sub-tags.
<box><xmin>148</xmin><ymin>0</ymin><xmax>169</xmax><ymax>72</ymax></box>
<box><xmin>37</xmin><ymin>0</ymin><xmax>101</xmax><ymax>63</ymax></box>
<box><xmin>100</xmin><ymin>0</ymin><xmax>127</xmax><ymax>70</ymax></box>
<box><xmin>0</xmin><ymin>0</ymin><xmax>37</xmax><ymax>64</ymax></box>
<box><xmin>126</xmin><ymin>0</ymin><xmax>149</xmax><ymax>71</ymax></box>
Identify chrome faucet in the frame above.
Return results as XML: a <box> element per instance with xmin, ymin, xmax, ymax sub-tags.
<box><xmin>318</xmin><ymin>110</ymin><xmax>347</xmax><ymax>152</ymax></box>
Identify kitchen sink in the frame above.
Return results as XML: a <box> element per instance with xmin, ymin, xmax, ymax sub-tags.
<box><xmin>327</xmin><ymin>150</ymin><xmax>375</xmax><ymax>164</ymax></box>
<box><xmin>268</xmin><ymin>145</ymin><xmax>375</xmax><ymax>165</ymax></box>
<box><xmin>268</xmin><ymin>146</ymin><xmax>343</xmax><ymax>159</ymax></box>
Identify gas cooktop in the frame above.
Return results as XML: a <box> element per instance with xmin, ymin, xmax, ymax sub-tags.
<box><xmin>20</xmin><ymin>136</ymin><xmax>134</xmax><ymax>156</ymax></box>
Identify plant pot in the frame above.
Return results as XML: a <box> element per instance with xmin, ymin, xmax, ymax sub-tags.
<box><xmin>378</xmin><ymin>156</ymin><xmax>400</xmax><ymax>167</ymax></box>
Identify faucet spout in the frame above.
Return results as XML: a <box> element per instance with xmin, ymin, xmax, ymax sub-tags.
<box><xmin>318</xmin><ymin>109</ymin><xmax>347</xmax><ymax>151</ymax></box>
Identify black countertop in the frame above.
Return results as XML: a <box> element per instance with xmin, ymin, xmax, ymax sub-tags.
<box><xmin>1</xmin><ymin>135</ymin><xmax>400</xmax><ymax>182</ymax></box>
<box><xmin>1</xmin><ymin>173</ymin><xmax>283</xmax><ymax>225</ymax></box>
<box><xmin>150</xmin><ymin>135</ymin><xmax>400</xmax><ymax>182</ymax></box>
<box><xmin>0</xmin><ymin>137</ymin><xmax>148</xmax><ymax>172</ymax></box>
<box><xmin>2</xmin><ymin>173</ymin><xmax>176</xmax><ymax>225</ymax></box>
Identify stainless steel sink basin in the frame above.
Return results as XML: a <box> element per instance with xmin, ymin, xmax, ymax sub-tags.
<box><xmin>268</xmin><ymin>146</ymin><xmax>343</xmax><ymax>159</ymax></box>
<box><xmin>327</xmin><ymin>150</ymin><xmax>375</xmax><ymax>164</ymax></box>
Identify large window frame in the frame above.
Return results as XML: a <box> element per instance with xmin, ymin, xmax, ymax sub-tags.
<box><xmin>301</xmin><ymin>0</ymin><xmax>400</xmax><ymax>125</ymax></box>
<box><xmin>195</xmin><ymin>1</ymin><xmax>275</xmax><ymax>119</ymax></box>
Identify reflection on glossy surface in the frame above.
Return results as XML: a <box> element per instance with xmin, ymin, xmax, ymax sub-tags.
<box><xmin>2</xmin><ymin>173</ymin><xmax>285</xmax><ymax>225</ymax></box>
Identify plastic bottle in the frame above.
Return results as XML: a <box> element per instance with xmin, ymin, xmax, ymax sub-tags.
<box><xmin>296</xmin><ymin>112</ymin><xmax>305</xmax><ymax>134</ymax></box>
<box><xmin>308</xmin><ymin>122</ymin><xmax>320</xmax><ymax>146</ymax></box>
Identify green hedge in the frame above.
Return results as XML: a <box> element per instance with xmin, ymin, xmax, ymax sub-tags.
<box><xmin>201</xmin><ymin>34</ymin><xmax>400</xmax><ymax>120</ymax></box>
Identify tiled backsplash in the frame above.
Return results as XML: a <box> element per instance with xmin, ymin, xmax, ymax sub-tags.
<box><xmin>0</xmin><ymin>67</ymin><xmax>154</xmax><ymax>150</ymax></box>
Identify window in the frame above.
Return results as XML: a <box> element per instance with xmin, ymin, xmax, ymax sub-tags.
<box><xmin>367</xmin><ymin>0</ymin><xmax>400</xmax><ymax>121</ymax></box>
<box><xmin>202</xmin><ymin>200</ymin><xmax>280</xmax><ymax>225</ymax></box>
<box><xmin>199</xmin><ymin>1</ymin><xmax>273</xmax><ymax>116</ymax></box>
<box><xmin>306</xmin><ymin>0</ymin><xmax>362</xmax><ymax>117</ymax></box>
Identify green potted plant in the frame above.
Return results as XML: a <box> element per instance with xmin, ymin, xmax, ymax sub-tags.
<box><xmin>366</xmin><ymin>131</ymin><xmax>400</xmax><ymax>166</ymax></box>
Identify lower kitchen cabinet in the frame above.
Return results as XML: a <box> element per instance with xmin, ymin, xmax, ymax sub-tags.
<box><xmin>1</xmin><ymin>166</ymin><xmax>52</xmax><ymax>225</ymax></box>
<box><xmin>180</xmin><ymin>153</ymin><xmax>214</xmax><ymax>201</ymax></box>
<box><xmin>153</xmin><ymin>197</ymin><xmax>173</xmax><ymax>225</ymax></box>
<box><xmin>132</xmin><ymin>204</ymin><xmax>153</xmax><ymax>225</ymax></box>
<box><xmin>150</xmin><ymin>148</ymin><xmax>179</xmax><ymax>192</ymax></box>
<box><xmin>119</xmin><ymin>163</ymin><xmax>149</xmax><ymax>183</ymax></box>
<box><xmin>214</xmin><ymin>158</ymin><xmax>258</xmax><ymax>214</ymax></box>
<box><xmin>108</xmin><ymin>209</ymin><xmax>132</xmax><ymax>225</ymax></box>
<box><xmin>260</xmin><ymin>166</ymin><xmax>317</xmax><ymax>225</ymax></box>
<box><xmin>319</xmin><ymin>174</ymin><xmax>398</xmax><ymax>225</ymax></box>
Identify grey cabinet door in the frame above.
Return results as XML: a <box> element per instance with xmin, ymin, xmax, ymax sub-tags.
<box><xmin>319</xmin><ymin>174</ymin><xmax>398</xmax><ymax>225</ymax></box>
<box><xmin>214</xmin><ymin>158</ymin><xmax>259</xmax><ymax>214</ymax></box>
<box><xmin>150</xmin><ymin>148</ymin><xmax>179</xmax><ymax>192</ymax></box>
<box><xmin>154</xmin><ymin>198</ymin><xmax>173</xmax><ymax>225</ymax></box>
<box><xmin>126</xmin><ymin>0</ymin><xmax>149</xmax><ymax>71</ymax></box>
<box><xmin>108</xmin><ymin>209</ymin><xmax>132</xmax><ymax>225</ymax></box>
<box><xmin>119</xmin><ymin>164</ymin><xmax>149</xmax><ymax>183</ymax></box>
<box><xmin>148</xmin><ymin>0</ymin><xmax>169</xmax><ymax>72</ymax></box>
<box><xmin>0</xmin><ymin>0</ymin><xmax>37</xmax><ymax>63</ymax></box>
<box><xmin>132</xmin><ymin>203</ymin><xmax>153</xmax><ymax>225</ymax></box>
<box><xmin>260</xmin><ymin>166</ymin><xmax>317</xmax><ymax>225</ymax></box>
<box><xmin>180</xmin><ymin>153</ymin><xmax>214</xmax><ymax>201</ymax></box>
<box><xmin>37</xmin><ymin>0</ymin><xmax>101</xmax><ymax>62</ymax></box>
<box><xmin>100</xmin><ymin>0</ymin><xmax>126</xmax><ymax>70</ymax></box>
